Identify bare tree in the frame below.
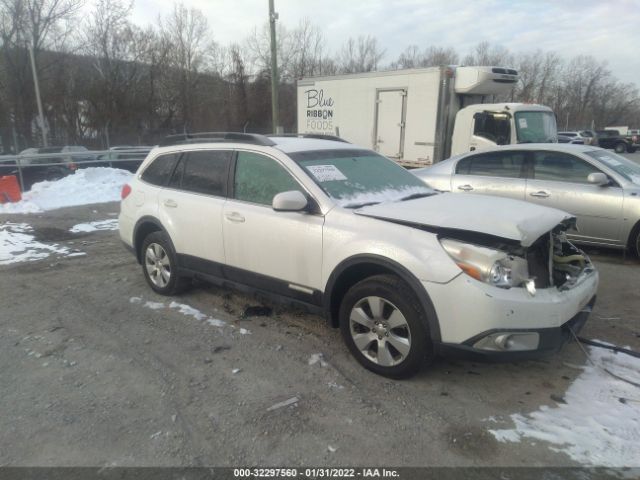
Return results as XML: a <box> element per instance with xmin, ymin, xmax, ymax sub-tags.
<box><xmin>463</xmin><ymin>41</ymin><xmax>513</xmax><ymax>67</ymax></box>
<box><xmin>0</xmin><ymin>0</ymin><xmax>82</xmax><ymax>147</ymax></box>
<box><xmin>337</xmin><ymin>35</ymin><xmax>385</xmax><ymax>74</ymax></box>
<box><xmin>160</xmin><ymin>2</ymin><xmax>215</xmax><ymax>130</ymax></box>
<box><xmin>392</xmin><ymin>45</ymin><xmax>458</xmax><ymax>69</ymax></box>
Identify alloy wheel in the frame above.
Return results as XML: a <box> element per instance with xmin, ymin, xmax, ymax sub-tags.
<box><xmin>145</xmin><ymin>242</ymin><xmax>171</xmax><ymax>288</ymax></box>
<box><xmin>349</xmin><ymin>296</ymin><xmax>412</xmax><ymax>367</ymax></box>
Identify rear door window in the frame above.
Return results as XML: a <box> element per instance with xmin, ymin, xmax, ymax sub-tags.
<box><xmin>181</xmin><ymin>150</ymin><xmax>232</xmax><ymax>196</ymax></box>
<box><xmin>456</xmin><ymin>151</ymin><xmax>525</xmax><ymax>178</ymax></box>
<box><xmin>532</xmin><ymin>151</ymin><xmax>600</xmax><ymax>183</ymax></box>
<box><xmin>141</xmin><ymin>153</ymin><xmax>180</xmax><ymax>186</ymax></box>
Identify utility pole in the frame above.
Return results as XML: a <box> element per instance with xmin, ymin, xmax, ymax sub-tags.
<box><xmin>268</xmin><ymin>0</ymin><xmax>280</xmax><ymax>133</ymax></box>
<box><xmin>28</xmin><ymin>45</ymin><xmax>48</xmax><ymax>147</ymax></box>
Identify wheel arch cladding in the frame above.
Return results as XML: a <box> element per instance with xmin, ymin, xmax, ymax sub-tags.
<box><xmin>133</xmin><ymin>216</ymin><xmax>166</xmax><ymax>264</ymax></box>
<box><xmin>324</xmin><ymin>254</ymin><xmax>441</xmax><ymax>342</ymax></box>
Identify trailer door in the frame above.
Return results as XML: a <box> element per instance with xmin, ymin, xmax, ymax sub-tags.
<box><xmin>375</xmin><ymin>89</ymin><xmax>406</xmax><ymax>159</ymax></box>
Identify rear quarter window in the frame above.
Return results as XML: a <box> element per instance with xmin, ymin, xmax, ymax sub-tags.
<box><xmin>141</xmin><ymin>153</ymin><xmax>180</xmax><ymax>186</ymax></box>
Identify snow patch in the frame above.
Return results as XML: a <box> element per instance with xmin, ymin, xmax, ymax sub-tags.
<box><xmin>339</xmin><ymin>185</ymin><xmax>432</xmax><ymax>208</ymax></box>
<box><xmin>144</xmin><ymin>301</ymin><xmax>165</xmax><ymax>310</ymax></box>
<box><xmin>309</xmin><ymin>353</ymin><xmax>328</xmax><ymax>367</ymax></box>
<box><xmin>0</xmin><ymin>222</ymin><xmax>73</xmax><ymax>264</ymax></box>
<box><xmin>169</xmin><ymin>301</ymin><xmax>208</xmax><ymax>321</ymax></box>
<box><xmin>0</xmin><ymin>168</ymin><xmax>132</xmax><ymax>214</ymax></box>
<box><xmin>70</xmin><ymin>219</ymin><xmax>119</xmax><ymax>233</ymax></box>
<box><xmin>489</xmin><ymin>345</ymin><xmax>640</xmax><ymax>467</ymax></box>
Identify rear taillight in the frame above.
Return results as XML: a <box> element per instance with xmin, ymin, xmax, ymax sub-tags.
<box><xmin>121</xmin><ymin>184</ymin><xmax>132</xmax><ymax>200</ymax></box>
<box><xmin>68</xmin><ymin>162</ymin><xmax>77</xmax><ymax>170</ymax></box>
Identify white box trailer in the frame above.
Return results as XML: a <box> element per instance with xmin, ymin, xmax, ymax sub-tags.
<box><xmin>297</xmin><ymin>66</ymin><xmax>557</xmax><ymax>166</ymax></box>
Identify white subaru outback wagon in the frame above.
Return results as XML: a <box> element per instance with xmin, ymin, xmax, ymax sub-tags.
<box><xmin>119</xmin><ymin>133</ymin><xmax>598</xmax><ymax>378</ymax></box>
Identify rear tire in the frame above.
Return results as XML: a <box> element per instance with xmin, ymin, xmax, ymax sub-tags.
<box><xmin>141</xmin><ymin>231</ymin><xmax>190</xmax><ymax>295</ymax></box>
<box><xmin>614</xmin><ymin>142</ymin><xmax>626</xmax><ymax>154</ymax></box>
<box><xmin>339</xmin><ymin>274</ymin><xmax>433</xmax><ymax>379</ymax></box>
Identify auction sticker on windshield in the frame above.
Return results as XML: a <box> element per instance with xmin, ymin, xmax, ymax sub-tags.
<box><xmin>306</xmin><ymin>164</ymin><xmax>347</xmax><ymax>182</ymax></box>
<box><xmin>518</xmin><ymin>118</ymin><xmax>528</xmax><ymax>129</ymax></box>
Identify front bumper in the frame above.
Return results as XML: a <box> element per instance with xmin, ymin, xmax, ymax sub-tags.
<box><xmin>436</xmin><ymin>295</ymin><xmax>595</xmax><ymax>362</ymax></box>
<box><xmin>423</xmin><ymin>265</ymin><xmax>598</xmax><ymax>357</ymax></box>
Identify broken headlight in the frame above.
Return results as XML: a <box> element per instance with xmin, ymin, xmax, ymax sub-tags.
<box><xmin>440</xmin><ymin>238</ymin><xmax>529</xmax><ymax>289</ymax></box>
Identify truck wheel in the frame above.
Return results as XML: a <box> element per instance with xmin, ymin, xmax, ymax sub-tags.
<box><xmin>614</xmin><ymin>142</ymin><xmax>627</xmax><ymax>154</ymax></box>
<box><xmin>339</xmin><ymin>274</ymin><xmax>433</xmax><ymax>379</ymax></box>
<box><xmin>141</xmin><ymin>231</ymin><xmax>190</xmax><ymax>295</ymax></box>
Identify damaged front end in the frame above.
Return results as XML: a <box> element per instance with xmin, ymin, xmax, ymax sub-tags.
<box><xmin>440</xmin><ymin>217</ymin><xmax>594</xmax><ymax>294</ymax></box>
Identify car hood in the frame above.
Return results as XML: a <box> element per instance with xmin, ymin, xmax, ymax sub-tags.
<box><xmin>354</xmin><ymin>193</ymin><xmax>574</xmax><ymax>247</ymax></box>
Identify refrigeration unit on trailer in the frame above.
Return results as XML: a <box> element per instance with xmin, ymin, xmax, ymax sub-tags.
<box><xmin>297</xmin><ymin>66</ymin><xmax>557</xmax><ymax>166</ymax></box>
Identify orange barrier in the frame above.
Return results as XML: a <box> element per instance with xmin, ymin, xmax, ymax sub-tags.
<box><xmin>0</xmin><ymin>175</ymin><xmax>22</xmax><ymax>203</ymax></box>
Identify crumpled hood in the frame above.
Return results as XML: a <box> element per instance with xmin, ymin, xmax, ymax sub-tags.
<box><xmin>355</xmin><ymin>192</ymin><xmax>574</xmax><ymax>247</ymax></box>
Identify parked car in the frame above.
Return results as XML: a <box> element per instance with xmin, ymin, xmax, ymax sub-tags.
<box><xmin>16</xmin><ymin>147</ymin><xmax>78</xmax><ymax>189</ymax></box>
<box><xmin>558</xmin><ymin>130</ymin><xmax>597</xmax><ymax>146</ymax></box>
<box><xmin>413</xmin><ymin>144</ymin><xmax>640</xmax><ymax>255</ymax></box>
<box><xmin>557</xmin><ymin>134</ymin><xmax>584</xmax><ymax>144</ymax></box>
<box><xmin>595</xmin><ymin>130</ymin><xmax>636</xmax><ymax>153</ymax></box>
<box><xmin>119</xmin><ymin>133</ymin><xmax>597</xmax><ymax>379</ymax></box>
<box><xmin>97</xmin><ymin>146</ymin><xmax>152</xmax><ymax>173</ymax></box>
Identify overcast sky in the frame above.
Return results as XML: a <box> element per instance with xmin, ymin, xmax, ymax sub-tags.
<box><xmin>129</xmin><ymin>0</ymin><xmax>640</xmax><ymax>87</ymax></box>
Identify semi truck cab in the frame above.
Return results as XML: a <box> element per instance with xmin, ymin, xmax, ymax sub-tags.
<box><xmin>451</xmin><ymin>103</ymin><xmax>558</xmax><ymax>157</ymax></box>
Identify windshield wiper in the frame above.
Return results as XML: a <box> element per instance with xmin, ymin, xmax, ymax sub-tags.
<box><xmin>397</xmin><ymin>192</ymin><xmax>435</xmax><ymax>202</ymax></box>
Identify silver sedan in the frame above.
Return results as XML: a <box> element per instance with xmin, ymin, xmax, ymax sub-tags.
<box><xmin>412</xmin><ymin>144</ymin><xmax>640</xmax><ymax>255</ymax></box>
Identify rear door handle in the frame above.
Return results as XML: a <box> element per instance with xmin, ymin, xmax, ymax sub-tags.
<box><xmin>164</xmin><ymin>199</ymin><xmax>177</xmax><ymax>208</ymax></box>
<box><xmin>457</xmin><ymin>184</ymin><xmax>473</xmax><ymax>191</ymax></box>
<box><xmin>530</xmin><ymin>191</ymin><xmax>550</xmax><ymax>198</ymax></box>
<box><xmin>225</xmin><ymin>212</ymin><xmax>245</xmax><ymax>223</ymax></box>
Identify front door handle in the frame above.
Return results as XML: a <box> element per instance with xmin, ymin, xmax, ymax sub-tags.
<box><xmin>164</xmin><ymin>199</ymin><xmax>178</xmax><ymax>208</ymax></box>
<box><xmin>457</xmin><ymin>184</ymin><xmax>474</xmax><ymax>191</ymax></box>
<box><xmin>530</xmin><ymin>191</ymin><xmax>550</xmax><ymax>198</ymax></box>
<box><xmin>225</xmin><ymin>212</ymin><xmax>245</xmax><ymax>223</ymax></box>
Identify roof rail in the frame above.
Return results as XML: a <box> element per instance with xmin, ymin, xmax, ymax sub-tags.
<box><xmin>159</xmin><ymin>132</ymin><xmax>276</xmax><ymax>147</ymax></box>
<box><xmin>268</xmin><ymin>133</ymin><xmax>350</xmax><ymax>143</ymax></box>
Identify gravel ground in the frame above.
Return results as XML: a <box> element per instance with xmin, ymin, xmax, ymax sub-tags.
<box><xmin>1</xmin><ymin>201</ymin><xmax>639</xmax><ymax>467</ymax></box>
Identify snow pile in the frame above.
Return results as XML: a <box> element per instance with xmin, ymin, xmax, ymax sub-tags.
<box><xmin>0</xmin><ymin>168</ymin><xmax>132</xmax><ymax>214</ymax></box>
<box><xmin>0</xmin><ymin>222</ymin><xmax>71</xmax><ymax>265</ymax></box>
<box><xmin>490</xmin><ymin>345</ymin><xmax>640</xmax><ymax>467</ymax></box>
<box><xmin>70</xmin><ymin>219</ymin><xmax>119</xmax><ymax>233</ymax></box>
<box><xmin>338</xmin><ymin>185</ymin><xmax>432</xmax><ymax>208</ymax></box>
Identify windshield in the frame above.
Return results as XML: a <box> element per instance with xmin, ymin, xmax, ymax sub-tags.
<box><xmin>515</xmin><ymin>111</ymin><xmax>557</xmax><ymax>143</ymax></box>
<box><xmin>584</xmin><ymin>150</ymin><xmax>640</xmax><ymax>184</ymax></box>
<box><xmin>289</xmin><ymin>149</ymin><xmax>434</xmax><ymax>207</ymax></box>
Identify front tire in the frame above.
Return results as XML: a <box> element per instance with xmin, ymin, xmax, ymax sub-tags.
<box><xmin>339</xmin><ymin>274</ymin><xmax>433</xmax><ymax>379</ymax></box>
<box><xmin>141</xmin><ymin>231</ymin><xmax>190</xmax><ymax>295</ymax></box>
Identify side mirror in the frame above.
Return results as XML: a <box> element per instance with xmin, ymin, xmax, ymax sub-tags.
<box><xmin>272</xmin><ymin>190</ymin><xmax>309</xmax><ymax>212</ymax></box>
<box><xmin>587</xmin><ymin>172</ymin><xmax>609</xmax><ymax>186</ymax></box>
